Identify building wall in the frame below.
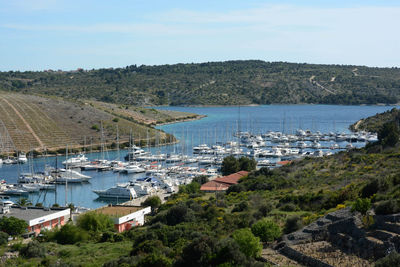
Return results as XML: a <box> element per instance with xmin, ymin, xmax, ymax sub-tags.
<box><xmin>114</xmin><ymin>219</ymin><xmax>140</xmax><ymax>233</ymax></box>
<box><xmin>28</xmin><ymin>215</ymin><xmax>67</xmax><ymax>235</ymax></box>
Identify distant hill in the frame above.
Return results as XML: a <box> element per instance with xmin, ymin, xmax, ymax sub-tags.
<box><xmin>1</xmin><ymin>60</ymin><xmax>400</xmax><ymax>105</ymax></box>
<box><xmin>0</xmin><ymin>92</ymin><xmax>199</xmax><ymax>153</ymax></box>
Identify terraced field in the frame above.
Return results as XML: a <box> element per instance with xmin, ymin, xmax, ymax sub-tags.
<box><xmin>0</xmin><ymin>92</ymin><xmax>188</xmax><ymax>153</ymax></box>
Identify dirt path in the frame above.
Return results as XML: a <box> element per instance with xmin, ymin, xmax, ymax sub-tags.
<box><xmin>352</xmin><ymin>119</ymin><xmax>363</xmax><ymax>131</ymax></box>
<box><xmin>0</xmin><ymin>96</ymin><xmax>44</xmax><ymax>148</ymax></box>
<box><xmin>309</xmin><ymin>75</ymin><xmax>336</xmax><ymax>94</ymax></box>
<box><xmin>352</xmin><ymin>68</ymin><xmax>359</xmax><ymax>76</ymax></box>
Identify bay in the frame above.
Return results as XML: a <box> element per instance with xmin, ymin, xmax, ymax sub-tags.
<box><xmin>0</xmin><ymin>104</ymin><xmax>397</xmax><ymax>209</ymax></box>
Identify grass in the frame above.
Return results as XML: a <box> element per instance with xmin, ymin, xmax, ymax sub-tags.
<box><xmin>5</xmin><ymin>241</ymin><xmax>133</xmax><ymax>267</ymax></box>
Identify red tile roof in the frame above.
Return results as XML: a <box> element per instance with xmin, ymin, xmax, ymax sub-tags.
<box><xmin>200</xmin><ymin>180</ymin><xmax>230</xmax><ymax>191</ymax></box>
<box><xmin>200</xmin><ymin>171</ymin><xmax>249</xmax><ymax>192</ymax></box>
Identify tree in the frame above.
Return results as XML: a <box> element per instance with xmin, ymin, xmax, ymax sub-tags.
<box><xmin>0</xmin><ymin>216</ymin><xmax>28</xmax><ymax>236</ymax></box>
<box><xmin>239</xmin><ymin>156</ymin><xmax>257</xmax><ymax>172</ymax></box>
<box><xmin>251</xmin><ymin>219</ymin><xmax>281</xmax><ymax>242</ymax></box>
<box><xmin>142</xmin><ymin>196</ymin><xmax>161</xmax><ymax>212</ymax></box>
<box><xmin>232</xmin><ymin>228</ymin><xmax>262</xmax><ymax>258</ymax></box>
<box><xmin>16</xmin><ymin>198</ymin><xmax>32</xmax><ymax>207</ymax></box>
<box><xmin>378</xmin><ymin>121</ymin><xmax>399</xmax><ymax>147</ymax></box>
<box><xmin>221</xmin><ymin>155</ymin><xmax>239</xmax><ymax>176</ymax></box>
<box><xmin>0</xmin><ymin>232</ymin><xmax>9</xmax><ymax>245</ymax></box>
<box><xmin>375</xmin><ymin>252</ymin><xmax>400</xmax><ymax>267</ymax></box>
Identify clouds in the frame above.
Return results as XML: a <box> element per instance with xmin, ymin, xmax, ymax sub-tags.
<box><xmin>0</xmin><ymin>1</ymin><xmax>399</xmax><ymax>70</ymax></box>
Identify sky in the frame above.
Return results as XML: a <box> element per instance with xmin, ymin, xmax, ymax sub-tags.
<box><xmin>0</xmin><ymin>0</ymin><xmax>399</xmax><ymax>71</ymax></box>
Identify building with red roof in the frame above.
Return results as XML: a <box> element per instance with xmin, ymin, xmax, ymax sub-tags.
<box><xmin>200</xmin><ymin>171</ymin><xmax>249</xmax><ymax>192</ymax></box>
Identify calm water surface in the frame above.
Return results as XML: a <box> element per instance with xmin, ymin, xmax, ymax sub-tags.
<box><xmin>0</xmin><ymin>105</ymin><xmax>397</xmax><ymax>209</ymax></box>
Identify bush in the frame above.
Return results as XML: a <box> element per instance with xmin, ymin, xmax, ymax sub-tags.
<box><xmin>375</xmin><ymin>252</ymin><xmax>400</xmax><ymax>267</ymax></box>
<box><xmin>54</xmin><ymin>224</ymin><xmax>88</xmax><ymax>244</ymax></box>
<box><xmin>279</xmin><ymin>203</ymin><xmax>298</xmax><ymax>212</ymax></box>
<box><xmin>20</xmin><ymin>240</ymin><xmax>46</xmax><ymax>258</ymax></box>
<box><xmin>232</xmin><ymin>201</ymin><xmax>249</xmax><ymax>213</ymax></box>
<box><xmin>238</xmin><ymin>157</ymin><xmax>257</xmax><ymax>172</ymax></box>
<box><xmin>0</xmin><ymin>216</ymin><xmax>28</xmax><ymax>236</ymax></box>
<box><xmin>352</xmin><ymin>198</ymin><xmax>371</xmax><ymax>215</ymax></box>
<box><xmin>0</xmin><ymin>231</ymin><xmax>9</xmax><ymax>245</ymax></box>
<box><xmin>77</xmin><ymin>212</ymin><xmax>114</xmax><ymax>232</ymax></box>
<box><xmin>375</xmin><ymin>200</ymin><xmax>400</xmax><ymax>215</ymax></box>
<box><xmin>232</xmin><ymin>228</ymin><xmax>262</xmax><ymax>258</ymax></box>
<box><xmin>142</xmin><ymin>196</ymin><xmax>161</xmax><ymax>212</ymax></box>
<box><xmin>251</xmin><ymin>219</ymin><xmax>281</xmax><ymax>242</ymax></box>
<box><xmin>284</xmin><ymin>215</ymin><xmax>303</xmax><ymax>234</ymax></box>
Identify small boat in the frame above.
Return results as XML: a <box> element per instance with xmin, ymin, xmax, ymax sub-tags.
<box><xmin>3</xmin><ymin>157</ymin><xmax>17</xmax><ymax>164</ymax></box>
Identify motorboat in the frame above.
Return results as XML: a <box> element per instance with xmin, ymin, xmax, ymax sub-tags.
<box><xmin>121</xmin><ymin>164</ymin><xmax>145</xmax><ymax>174</ymax></box>
<box><xmin>18</xmin><ymin>152</ymin><xmax>28</xmax><ymax>163</ymax></box>
<box><xmin>93</xmin><ymin>184</ymin><xmax>137</xmax><ymax>199</ymax></box>
<box><xmin>55</xmin><ymin>169</ymin><xmax>91</xmax><ymax>183</ymax></box>
<box><xmin>124</xmin><ymin>145</ymin><xmax>148</xmax><ymax>161</ymax></box>
<box><xmin>62</xmin><ymin>153</ymin><xmax>89</xmax><ymax>167</ymax></box>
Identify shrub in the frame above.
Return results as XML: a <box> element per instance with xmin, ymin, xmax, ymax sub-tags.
<box><xmin>112</xmin><ymin>118</ymin><xmax>119</xmax><ymax>122</ymax></box>
<box><xmin>142</xmin><ymin>196</ymin><xmax>161</xmax><ymax>212</ymax></box>
<box><xmin>0</xmin><ymin>231</ymin><xmax>9</xmax><ymax>245</ymax></box>
<box><xmin>279</xmin><ymin>203</ymin><xmax>298</xmax><ymax>212</ymax></box>
<box><xmin>0</xmin><ymin>216</ymin><xmax>28</xmax><ymax>236</ymax></box>
<box><xmin>375</xmin><ymin>200</ymin><xmax>400</xmax><ymax>215</ymax></box>
<box><xmin>54</xmin><ymin>224</ymin><xmax>88</xmax><ymax>244</ymax></box>
<box><xmin>251</xmin><ymin>219</ymin><xmax>281</xmax><ymax>242</ymax></box>
<box><xmin>91</xmin><ymin>124</ymin><xmax>100</xmax><ymax>131</ymax></box>
<box><xmin>375</xmin><ymin>252</ymin><xmax>400</xmax><ymax>267</ymax></box>
<box><xmin>77</xmin><ymin>212</ymin><xmax>114</xmax><ymax>232</ymax></box>
<box><xmin>232</xmin><ymin>201</ymin><xmax>249</xmax><ymax>212</ymax></box>
<box><xmin>20</xmin><ymin>240</ymin><xmax>46</xmax><ymax>258</ymax></box>
<box><xmin>232</xmin><ymin>228</ymin><xmax>262</xmax><ymax>258</ymax></box>
<box><xmin>284</xmin><ymin>215</ymin><xmax>303</xmax><ymax>234</ymax></box>
<box><xmin>352</xmin><ymin>198</ymin><xmax>371</xmax><ymax>215</ymax></box>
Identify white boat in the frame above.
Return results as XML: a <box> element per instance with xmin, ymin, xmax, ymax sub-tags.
<box><xmin>18</xmin><ymin>152</ymin><xmax>28</xmax><ymax>163</ymax></box>
<box><xmin>124</xmin><ymin>145</ymin><xmax>148</xmax><ymax>161</ymax></box>
<box><xmin>2</xmin><ymin>186</ymin><xmax>29</xmax><ymax>196</ymax></box>
<box><xmin>93</xmin><ymin>184</ymin><xmax>137</xmax><ymax>199</ymax></box>
<box><xmin>56</xmin><ymin>169</ymin><xmax>91</xmax><ymax>183</ymax></box>
<box><xmin>257</xmin><ymin>159</ymin><xmax>274</xmax><ymax>167</ymax></box>
<box><xmin>62</xmin><ymin>153</ymin><xmax>89</xmax><ymax>167</ymax></box>
<box><xmin>3</xmin><ymin>157</ymin><xmax>17</xmax><ymax>164</ymax></box>
<box><xmin>121</xmin><ymin>164</ymin><xmax>145</xmax><ymax>174</ymax></box>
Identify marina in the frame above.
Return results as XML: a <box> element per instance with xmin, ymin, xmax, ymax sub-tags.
<box><xmin>0</xmin><ymin>105</ymin><xmax>397</xmax><ymax>209</ymax></box>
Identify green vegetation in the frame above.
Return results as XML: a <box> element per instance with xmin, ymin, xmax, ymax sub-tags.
<box><xmin>5</xmin><ymin>109</ymin><xmax>400</xmax><ymax>266</ymax></box>
<box><xmin>0</xmin><ymin>216</ymin><xmax>28</xmax><ymax>236</ymax></box>
<box><xmin>221</xmin><ymin>155</ymin><xmax>256</xmax><ymax>175</ymax></box>
<box><xmin>2</xmin><ymin>60</ymin><xmax>400</xmax><ymax>106</ymax></box>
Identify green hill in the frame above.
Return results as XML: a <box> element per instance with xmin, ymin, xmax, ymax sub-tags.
<box><xmin>1</xmin><ymin>60</ymin><xmax>400</xmax><ymax>106</ymax></box>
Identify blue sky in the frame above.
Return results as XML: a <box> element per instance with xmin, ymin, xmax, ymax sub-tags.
<box><xmin>0</xmin><ymin>0</ymin><xmax>399</xmax><ymax>71</ymax></box>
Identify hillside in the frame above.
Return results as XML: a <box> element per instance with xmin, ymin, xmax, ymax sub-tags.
<box><xmin>4</xmin><ymin>110</ymin><xmax>400</xmax><ymax>266</ymax></box>
<box><xmin>351</xmin><ymin>108</ymin><xmax>400</xmax><ymax>133</ymax></box>
<box><xmin>1</xmin><ymin>60</ymin><xmax>400</xmax><ymax>106</ymax></box>
<box><xmin>0</xmin><ymin>92</ymin><xmax>199</xmax><ymax>153</ymax></box>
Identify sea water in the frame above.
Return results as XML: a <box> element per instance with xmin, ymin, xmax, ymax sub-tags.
<box><xmin>0</xmin><ymin>105</ymin><xmax>397</xmax><ymax>209</ymax></box>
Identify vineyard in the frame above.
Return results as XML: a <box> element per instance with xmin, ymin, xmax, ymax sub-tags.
<box><xmin>0</xmin><ymin>92</ymin><xmax>195</xmax><ymax>153</ymax></box>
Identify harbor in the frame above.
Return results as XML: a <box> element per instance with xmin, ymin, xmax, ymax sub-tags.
<box><xmin>0</xmin><ymin>104</ymin><xmax>395</xmax><ymax>210</ymax></box>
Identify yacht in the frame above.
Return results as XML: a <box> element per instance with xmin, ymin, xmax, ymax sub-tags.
<box><xmin>93</xmin><ymin>184</ymin><xmax>137</xmax><ymax>199</ymax></box>
<box><xmin>124</xmin><ymin>145</ymin><xmax>148</xmax><ymax>161</ymax></box>
<box><xmin>55</xmin><ymin>169</ymin><xmax>91</xmax><ymax>183</ymax></box>
<box><xmin>18</xmin><ymin>152</ymin><xmax>28</xmax><ymax>164</ymax></box>
<box><xmin>121</xmin><ymin>164</ymin><xmax>145</xmax><ymax>174</ymax></box>
<box><xmin>3</xmin><ymin>157</ymin><xmax>17</xmax><ymax>164</ymax></box>
<box><xmin>62</xmin><ymin>153</ymin><xmax>89</xmax><ymax>167</ymax></box>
